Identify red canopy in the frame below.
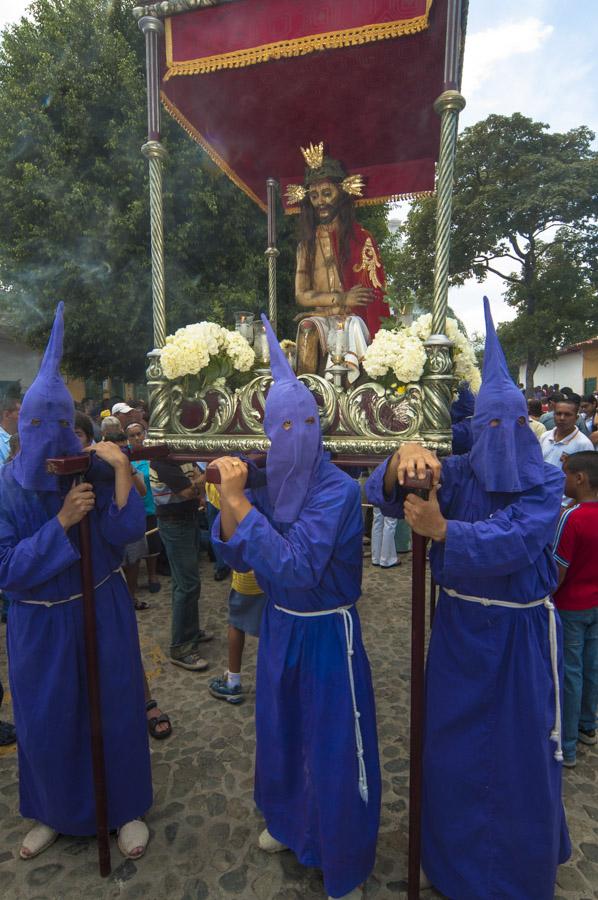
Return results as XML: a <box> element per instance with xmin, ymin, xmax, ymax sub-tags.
<box><xmin>160</xmin><ymin>0</ymin><xmax>448</xmax><ymax>212</ymax></box>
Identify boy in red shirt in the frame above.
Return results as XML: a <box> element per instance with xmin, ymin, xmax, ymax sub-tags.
<box><xmin>553</xmin><ymin>451</ymin><xmax>598</xmax><ymax>767</ymax></box>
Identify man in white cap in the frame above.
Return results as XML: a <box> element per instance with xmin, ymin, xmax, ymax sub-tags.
<box><xmin>111</xmin><ymin>401</ymin><xmax>134</xmax><ymax>431</ymax></box>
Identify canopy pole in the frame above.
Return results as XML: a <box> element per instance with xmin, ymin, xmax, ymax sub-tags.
<box><xmin>265</xmin><ymin>178</ymin><xmax>279</xmax><ymax>333</ymax></box>
<box><xmin>407</xmin><ymin>533</ymin><xmax>427</xmax><ymax>899</ymax></box>
<box><xmin>139</xmin><ymin>15</ymin><xmax>167</xmax><ymax>350</ymax></box>
<box><xmin>410</xmin><ymin>4</ymin><xmax>465</xmax><ymax>893</ymax></box>
<box><xmin>421</xmin><ymin>0</ymin><xmax>465</xmax><ymax>444</ymax></box>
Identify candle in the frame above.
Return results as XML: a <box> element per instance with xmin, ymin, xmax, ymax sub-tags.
<box><xmin>234</xmin><ymin>311</ymin><xmax>255</xmax><ymax>344</ymax></box>
<box><xmin>256</xmin><ymin>333</ymin><xmax>270</xmax><ymax>363</ymax></box>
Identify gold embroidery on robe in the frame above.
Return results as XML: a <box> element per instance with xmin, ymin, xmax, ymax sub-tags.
<box><xmin>353</xmin><ymin>237</ymin><xmax>383</xmax><ymax>289</ymax></box>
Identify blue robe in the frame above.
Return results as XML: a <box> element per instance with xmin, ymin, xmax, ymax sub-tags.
<box><xmin>212</xmin><ymin>461</ymin><xmax>381</xmax><ymax>899</ymax></box>
<box><xmin>366</xmin><ymin>455</ymin><xmax>571</xmax><ymax>900</ymax></box>
<box><xmin>0</xmin><ymin>463</ymin><xmax>152</xmax><ymax>835</ymax></box>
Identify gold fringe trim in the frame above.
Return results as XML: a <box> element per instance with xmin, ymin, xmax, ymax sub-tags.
<box><xmin>161</xmin><ymin>91</ymin><xmax>267</xmax><ymax>212</ymax></box>
<box><xmin>284</xmin><ymin>190</ymin><xmax>435</xmax><ymax>214</ymax></box>
<box><xmin>164</xmin><ymin>0</ymin><xmax>433</xmax><ymax>79</ymax></box>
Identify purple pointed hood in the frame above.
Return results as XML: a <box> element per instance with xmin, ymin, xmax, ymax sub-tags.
<box><xmin>261</xmin><ymin>315</ymin><xmax>323</xmax><ymax>523</ymax></box>
<box><xmin>468</xmin><ymin>297</ymin><xmax>545</xmax><ymax>493</ymax></box>
<box><xmin>12</xmin><ymin>302</ymin><xmax>83</xmax><ymax>492</ymax></box>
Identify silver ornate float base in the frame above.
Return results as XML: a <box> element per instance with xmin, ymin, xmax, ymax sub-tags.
<box><xmin>145</xmin><ymin>349</ymin><xmax>453</xmax><ymax>458</ymax></box>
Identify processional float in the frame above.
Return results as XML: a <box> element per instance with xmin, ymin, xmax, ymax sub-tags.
<box><xmin>131</xmin><ymin>1</ymin><xmax>468</xmax><ymax>896</ymax></box>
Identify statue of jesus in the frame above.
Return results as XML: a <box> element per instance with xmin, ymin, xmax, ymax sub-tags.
<box><xmin>285</xmin><ymin>143</ymin><xmax>390</xmax><ymax>380</ymax></box>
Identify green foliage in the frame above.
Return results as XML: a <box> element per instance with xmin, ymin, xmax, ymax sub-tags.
<box><xmin>394</xmin><ymin>113</ymin><xmax>598</xmax><ymax>387</ymax></box>
<box><xmin>0</xmin><ymin>0</ymin><xmax>282</xmax><ymax>381</ymax></box>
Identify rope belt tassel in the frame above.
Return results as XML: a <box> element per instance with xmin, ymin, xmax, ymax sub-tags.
<box><xmin>443</xmin><ymin>589</ymin><xmax>563</xmax><ymax>762</ymax></box>
<box><xmin>274</xmin><ymin>603</ymin><xmax>369</xmax><ymax>803</ymax></box>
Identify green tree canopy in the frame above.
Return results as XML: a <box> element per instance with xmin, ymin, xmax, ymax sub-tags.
<box><xmin>0</xmin><ymin>0</ymin><xmax>394</xmax><ymax>384</ymax></box>
<box><xmin>394</xmin><ymin>113</ymin><xmax>598</xmax><ymax>390</ymax></box>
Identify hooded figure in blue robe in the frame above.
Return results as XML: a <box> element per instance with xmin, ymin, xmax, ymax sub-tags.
<box><xmin>366</xmin><ymin>298</ymin><xmax>570</xmax><ymax>900</ymax></box>
<box><xmin>0</xmin><ymin>304</ymin><xmax>152</xmax><ymax>844</ymax></box>
<box><xmin>211</xmin><ymin>315</ymin><xmax>380</xmax><ymax>900</ymax></box>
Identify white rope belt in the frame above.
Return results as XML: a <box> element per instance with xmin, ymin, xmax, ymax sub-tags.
<box><xmin>442</xmin><ymin>588</ymin><xmax>563</xmax><ymax>762</ymax></box>
<box><xmin>18</xmin><ymin>568</ymin><xmax>125</xmax><ymax>608</ymax></box>
<box><xmin>274</xmin><ymin>603</ymin><xmax>369</xmax><ymax>803</ymax></box>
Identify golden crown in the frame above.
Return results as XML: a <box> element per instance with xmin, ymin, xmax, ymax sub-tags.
<box><xmin>300</xmin><ymin>141</ymin><xmax>324</xmax><ymax>170</ymax></box>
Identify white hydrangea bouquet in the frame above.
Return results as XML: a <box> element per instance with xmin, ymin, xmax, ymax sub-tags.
<box><xmin>160</xmin><ymin>321</ymin><xmax>256</xmax><ymax>393</ymax></box>
<box><xmin>363</xmin><ymin>313</ymin><xmax>481</xmax><ymax>393</ymax></box>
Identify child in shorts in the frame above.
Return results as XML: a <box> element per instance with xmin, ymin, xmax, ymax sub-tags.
<box><xmin>209</xmin><ymin>568</ymin><xmax>266</xmax><ymax>705</ymax></box>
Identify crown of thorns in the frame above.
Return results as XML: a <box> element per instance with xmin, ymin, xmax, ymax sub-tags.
<box><xmin>284</xmin><ymin>142</ymin><xmax>364</xmax><ymax>205</ymax></box>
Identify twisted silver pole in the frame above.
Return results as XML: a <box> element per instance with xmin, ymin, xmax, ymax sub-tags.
<box><xmin>139</xmin><ymin>15</ymin><xmax>168</xmax><ymax>350</ymax></box>
<box><xmin>265</xmin><ymin>178</ymin><xmax>279</xmax><ymax>332</ymax></box>
<box><xmin>265</xmin><ymin>247</ymin><xmax>279</xmax><ymax>333</ymax></box>
<box><xmin>142</xmin><ymin>140</ymin><xmax>168</xmax><ymax>349</ymax></box>
<box><xmin>431</xmin><ymin>89</ymin><xmax>466</xmax><ymax>335</ymax></box>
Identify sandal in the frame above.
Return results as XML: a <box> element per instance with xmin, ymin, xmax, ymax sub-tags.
<box><xmin>20</xmin><ymin>822</ymin><xmax>59</xmax><ymax>860</ymax></box>
<box><xmin>134</xmin><ymin>599</ymin><xmax>150</xmax><ymax>611</ymax></box>
<box><xmin>146</xmin><ymin>700</ymin><xmax>172</xmax><ymax>740</ymax></box>
<box><xmin>117</xmin><ymin>819</ymin><xmax>149</xmax><ymax>859</ymax></box>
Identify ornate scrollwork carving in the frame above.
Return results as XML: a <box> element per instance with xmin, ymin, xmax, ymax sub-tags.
<box><xmin>145</xmin><ymin>367</ymin><xmax>456</xmax><ymax>456</ymax></box>
<box><xmin>169</xmin><ymin>382</ymin><xmax>237</xmax><ymax>435</ymax></box>
<box><xmin>421</xmin><ymin>337</ymin><xmax>454</xmax><ymax>440</ymax></box>
<box><xmin>338</xmin><ymin>384</ymin><xmax>422</xmax><ymax>439</ymax></box>
<box><xmin>297</xmin><ymin>374</ymin><xmax>338</xmax><ymax>432</ymax></box>
<box><xmin>146</xmin><ymin>350</ymin><xmax>170</xmax><ymax>435</ymax></box>
<box><xmin>237</xmin><ymin>375</ymin><xmax>272</xmax><ymax>433</ymax></box>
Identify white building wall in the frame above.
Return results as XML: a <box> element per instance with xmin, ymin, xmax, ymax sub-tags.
<box><xmin>519</xmin><ymin>352</ymin><xmax>584</xmax><ymax>393</ymax></box>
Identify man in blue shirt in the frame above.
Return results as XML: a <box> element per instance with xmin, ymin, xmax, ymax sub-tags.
<box><xmin>540</xmin><ymin>398</ymin><xmax>594</xmax><ymax>469</ymax></box>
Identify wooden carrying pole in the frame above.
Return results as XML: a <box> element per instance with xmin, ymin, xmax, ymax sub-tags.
<box><xmin>47</xmin><ymin>457</ymin><xmax>111</xmax><ymax>876</ymax></box>
<box><xmin>408</xmin><ymin>531</ymin><xmax>427</xmax><ymax>899</ymax></box>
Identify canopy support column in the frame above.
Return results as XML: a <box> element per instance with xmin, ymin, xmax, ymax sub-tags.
<box><xmin>410</xmin><ymin>5</ymin><xmax>466</xmax><ymax>898</ymax></box>
<box><xmin>421</xmin><ymin>0</ymin><xmax>466</xmax><ymax>442</ymax></box>
<box><xmin>265</xmin><ymin>178</ymin><xmax>279</xmax><ymax>332</ymax></box>
<box><xmin>139</xmin><ymin>15</ymin><xmax>167</xmax><ymax>350</ymax></box>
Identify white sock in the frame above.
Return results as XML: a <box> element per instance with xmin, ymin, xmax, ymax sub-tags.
<box><xmin>227</xmin><ymin>671</ymin><xmax>241</xmax><ymax>688</ymax></box>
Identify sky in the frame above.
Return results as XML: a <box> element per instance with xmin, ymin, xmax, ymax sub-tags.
<box><xmin>1</xmin><ymin>0</ymin><xmax>597</xmax><ymax>336</ymax></box>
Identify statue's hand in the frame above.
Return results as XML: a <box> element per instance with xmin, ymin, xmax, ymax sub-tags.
<box><xmin>344</xmin><ymin>285</ymin><xmax>375</xmax><ymax>308</ymax></box>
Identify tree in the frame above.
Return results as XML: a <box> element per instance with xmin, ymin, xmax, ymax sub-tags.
<box><xmin>394</xmin><ymin>113</ymin><xmax>598</xmax><ymax>391</ymax></box>
<box><xmin>0</xmin><ymin>0</ymin><xmax>272</xmax><ymax>381</ymax></box>
<box><xmin>0</xmin><ymin>0</ymin><xmax>395</xmax><ymax>384</ymax></box>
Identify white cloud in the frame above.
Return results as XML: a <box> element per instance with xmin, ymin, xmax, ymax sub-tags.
<box><xmin>462</xmin><ymin>17</ymin><xmax>554</xmax><ymax>97</ymax></box>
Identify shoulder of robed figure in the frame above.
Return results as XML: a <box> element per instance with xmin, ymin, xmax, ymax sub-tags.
<box><xmin>305</xmin><ymin>460</ymin><xmax>361</xmax><ymax>507</ymax></box>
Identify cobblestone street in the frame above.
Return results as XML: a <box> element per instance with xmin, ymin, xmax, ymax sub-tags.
<box><xmin>1</xmin><ymin>554</ymin><xmax>597</xmax><ymax>900</ymax></box>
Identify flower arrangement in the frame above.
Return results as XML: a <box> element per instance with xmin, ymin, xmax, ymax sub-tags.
<box><xmin>363</xmin><ymin>313</ymin><xmax>481</xmax><ymax>392</ymax></box>
<box><xmin>160</xmin><ymin>321</ymin><xmax>255</xmax><ymax>392</ymax></box>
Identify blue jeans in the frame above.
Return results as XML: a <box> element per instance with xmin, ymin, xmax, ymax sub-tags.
<box><xmin>559</xmin><ymin>607</ymin><xmax>598</xmax><ymax>759</ymax></box>
<box><xmin>158</xmin><ymin>514</ymin><xmax>203</xmax><ymax>659</ymax></box>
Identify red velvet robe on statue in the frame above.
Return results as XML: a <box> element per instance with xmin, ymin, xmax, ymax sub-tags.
<box><xmin>330</xmin><ymin>223</ymin><xmax>389</xmax><ymax>336</ymax></box>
